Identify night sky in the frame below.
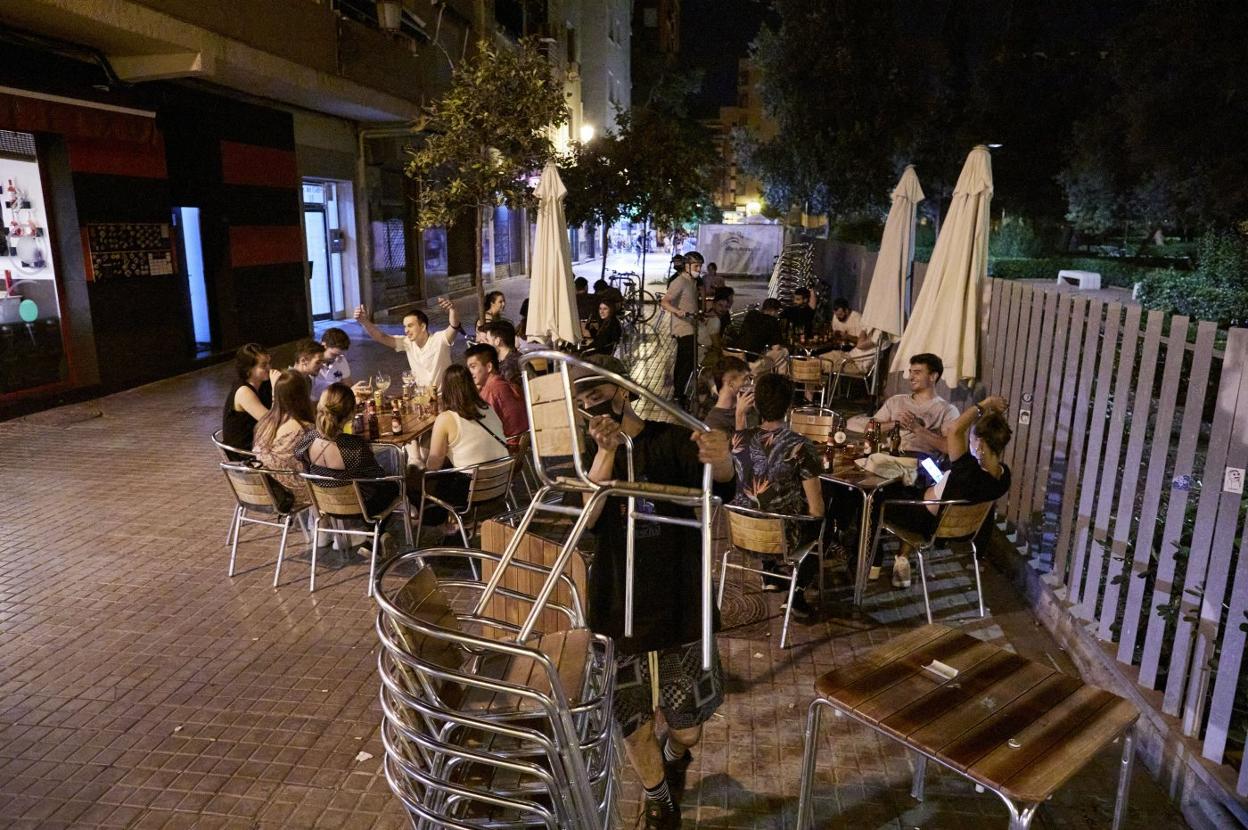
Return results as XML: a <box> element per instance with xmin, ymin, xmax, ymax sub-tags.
<box><xmin>680</xmin><ymin>0</ymin><xmax>772</xmax><ymax>118</ymax></box>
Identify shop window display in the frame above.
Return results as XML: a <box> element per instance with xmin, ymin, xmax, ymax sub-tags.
<box><xmin>0</xmin><ymin>130</ymin><xmax>66</xmax><ymax>395</ymax></box>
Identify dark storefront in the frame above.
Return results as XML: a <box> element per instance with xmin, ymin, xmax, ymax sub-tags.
<box><xmin>0</xmin><ymin>43</ymin><xmax>308</xmax><ymax>416</ymax></box>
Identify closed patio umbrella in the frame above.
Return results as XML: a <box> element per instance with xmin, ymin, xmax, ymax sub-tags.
<box><xmin>891</xmin><ymin>145</ymin><xmax>993</xmax><ymax>382</ymax></box>
<box><xmin>861</xmin><ymin>165</ymin><xmax>924</xmax><ymax>338</ymax></box>
<box><xmin>526</xmin><ymin>161</ymin><xmax>581</xmax><ymax>345</ymax></box>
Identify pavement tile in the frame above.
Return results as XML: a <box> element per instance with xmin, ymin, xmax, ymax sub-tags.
<box><xmin>0</xmin><ymin>274</ymin><xmax>1184</xmax><ymax>828</ymax></box>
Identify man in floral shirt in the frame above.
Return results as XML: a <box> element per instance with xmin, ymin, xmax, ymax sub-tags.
<box><xmin>730</xmin><ymin>373</ymin><xmax>826</xmax><ymax>619</ymax></box>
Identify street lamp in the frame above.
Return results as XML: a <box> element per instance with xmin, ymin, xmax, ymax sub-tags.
<box><xmin>745</xmin><ymin>200</ymin><xmax>761</xmax><ymax>216</ymax></box>
<box><xmin>579</xmin><ymin>123</ymin><xmax>596</xmax><ymax>144</ymax></box>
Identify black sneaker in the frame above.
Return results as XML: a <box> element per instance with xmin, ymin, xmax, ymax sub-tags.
<box><xmin>761</xmin><ymin>560</ymin><xmax>787</xmax><ymax>592</ymax></box>
<box><xmin>643</xmin><ymin>799</ymin><xmax>681</xmax><ymax>830</ymax></box>
<box><xmin>787</xmin><ymin>593</ymin><xmax>815</xmax><ymax>622</ymax></box>
<box><xmin>663</xmin><ymin>748</ymin><xmax>693</xmax><ymax>803</ymax></box>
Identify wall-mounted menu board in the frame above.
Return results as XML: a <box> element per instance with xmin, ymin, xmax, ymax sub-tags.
<box><xmin>84</xmin><ymin>222</ymin><xmax>176</xmax><ymax>281</ymax></box>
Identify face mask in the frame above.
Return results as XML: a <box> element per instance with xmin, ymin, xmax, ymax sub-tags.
<box><xmin>583</xmin><ymin>395</ymin><xmax>622</xmax><ymax>422</ymax></box>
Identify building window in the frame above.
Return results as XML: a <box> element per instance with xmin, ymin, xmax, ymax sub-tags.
<box><xmin>566</xmin><ymin>26</ymin><xmax>577</xmax><ymax>64</ymax></box>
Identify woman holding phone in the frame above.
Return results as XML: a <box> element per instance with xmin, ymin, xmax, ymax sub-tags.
<box><xmin>884</xmin><ymin>396</ymin><xmax>1012</xmax><ymax>586</ymax></box>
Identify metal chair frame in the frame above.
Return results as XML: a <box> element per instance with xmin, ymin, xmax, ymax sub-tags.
<box><xmin>474</xmin><ymin>350</ymin><xmax>722</xmax><ymax>669</ymax></box>
<box><xmin>374</xmin><ymin>548</ymin><xmax>617</xmax><ymax>829</ymax></box>
<box><xmin>717</xmin><ymin>504</ymin><xmax>825</xmax><ymax>649</ymax></box>
<box><xmin>868</xmin><ymin>497</ymin><xmax>995</xmax><ymax>623</ymax></box>
<box><xmin>299</xmin><ymin>470</ymin><xmax>412</xmax><ymax>595</ymax></box>
<box><xmin>414</xmin><ymin>455</ymin><xmax>518</xmax><ymax>547</ymax></box>
<box><xmin>212</xmin><ymin>429</ymin><xmax>256</xmax><ymax>546</ymax></box>
<box><xmin>830</xmin><ymin>337</ymin><xmax>893</xmax><ymax>405</ymax></box>
<box><xmin>219</xmin><ymin>461</ymin><xmax>308</xmax><ymax>588</ymax></box>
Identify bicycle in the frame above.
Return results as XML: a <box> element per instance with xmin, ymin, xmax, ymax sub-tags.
<box><xmin>606</xmin><ymin>270</ymin><xmax>660</xmax><ymax>326</ymax></box>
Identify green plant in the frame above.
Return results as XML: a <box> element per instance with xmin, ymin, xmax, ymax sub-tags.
<box><xmin>406</xmin><ymin>38</ymin><xmax>568</xmax><ymax>312</ymax></box>
<box><xmin>989</xmin><ymin>217</ymin><xmax>1047</xmax><ymax>258</ymax></box>
<box><xmin>560</xmin><ymin>132</ymin><xmax>629</xmax><ymax>280</ymax></box>
<box><xmin>987</xmin><ymin>256</ymin><xmax>1172</xmax><ymax>289</ymax></box>
<box><xmin>1137</xmin><ymin>231</ymin><xmax>1248</xmax><ymax>326</ymax></box>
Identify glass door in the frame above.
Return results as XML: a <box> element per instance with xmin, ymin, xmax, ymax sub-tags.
<box><xmin>304</xmin><ymin>205</ymin><xmax>332</xmax><ymax>320</ymax></box>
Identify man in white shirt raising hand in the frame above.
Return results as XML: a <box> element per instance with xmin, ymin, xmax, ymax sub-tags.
<box><xmin>354</xmin><ymin>296</ymin><xmax>460</xmax><ymax>388</ymax></box>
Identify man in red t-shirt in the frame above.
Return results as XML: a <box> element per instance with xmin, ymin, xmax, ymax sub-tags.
<box><xmin>465</xmin><ymin>343</ymin><xmax>528</xmax><ymax>444</ymax></box>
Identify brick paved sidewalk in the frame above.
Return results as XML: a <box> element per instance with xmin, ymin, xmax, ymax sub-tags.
<box><xmin>0</xmin><ymin>279</ymin><xmax>1183</xmax><ymax>828</ymax></box>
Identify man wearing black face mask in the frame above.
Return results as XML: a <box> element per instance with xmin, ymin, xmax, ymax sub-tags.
<box><xmin>572</xmin><ymin>354</ymin><xmax>736</xmax><ymax>830</ymax></box>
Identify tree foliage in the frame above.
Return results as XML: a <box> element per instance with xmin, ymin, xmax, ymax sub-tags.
<box><xmin>1058</xmin><ymin>0</ymin><xmax>1248</xmax><ymax>236</ymax></box>
<box><xmin>559</xmin><ymin>132</ymin><xmax>629</xmax><ymax>278</ymax></box>
<box><xmin>744</xmin><ymin>1</ymin><xmax>1139</xmax><ymax>234</ymax></box>
<box><xmin>405</xmin><ymin>39</ymin><xmax>568</xmax><ymax>307</ymax></box>
<box><xmin>615</xmin><ymin>106</ymin><xmax>718</xmax><ymax>234</ymax></box>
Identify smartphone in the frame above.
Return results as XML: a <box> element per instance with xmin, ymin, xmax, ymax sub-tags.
<box><xmin>921</xmin><ymin>457</ymin><xmax>945</xmax><ymax>484</ymax></box>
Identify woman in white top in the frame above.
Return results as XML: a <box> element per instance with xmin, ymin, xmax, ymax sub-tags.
<box><xmin>420</xmin><ymin>364</ymin><xmax>511</xmax><ymax>537</ymax></box>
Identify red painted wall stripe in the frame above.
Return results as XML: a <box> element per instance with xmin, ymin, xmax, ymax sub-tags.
<box><xmin>220</xmin><ymin>141</ymin><xmax>298</xmax><ymax>189</ymax></box>
<box><xmin>66</xmin><ymin>136</ymin><xmax>167</xmax><ymax>178</ymax></box>
<box><xmin>229</xmin><ymin>225</ymin><xmax>304</xmax><ymax>268</ymax></box>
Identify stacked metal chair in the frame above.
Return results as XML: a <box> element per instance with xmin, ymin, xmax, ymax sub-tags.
<box><xmin>375</xmin><ymin>547</ymin><xmax>619</xmax><ymax>828</ymax></box>
<box><xmin>767</xmin><ymin>242</ymin><xmax>815</xmax><ymax>305</ymax></box>
<box><xmin>475</xmin><ymin>351</ymin><xmax>720</xmax><ymax>670</ymax></box>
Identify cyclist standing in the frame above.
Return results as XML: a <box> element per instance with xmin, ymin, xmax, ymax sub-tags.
<box><xmin>661</xmin><ymin>251</ymin><xmax>703</xmax><ymax>410</ymax></box>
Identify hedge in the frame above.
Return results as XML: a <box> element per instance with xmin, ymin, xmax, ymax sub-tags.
<box><xmin>987</xmin><ymin>257</ymin><xmax>1173</xmax><ymax>289</ymax></box>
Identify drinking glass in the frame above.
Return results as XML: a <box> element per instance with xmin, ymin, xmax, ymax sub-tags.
<box><xmin>400</xmin><ymin>370</ymin><xmax>415</xmax><ymax>396</ymax></box>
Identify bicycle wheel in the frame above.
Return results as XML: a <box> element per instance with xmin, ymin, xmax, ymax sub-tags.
<box><xmin>636</xmin><ymin>290</ymin><xmax>659</xmax><ymax>324</ymax></box>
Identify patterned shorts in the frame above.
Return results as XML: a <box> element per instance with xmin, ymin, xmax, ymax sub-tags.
<box><xmin>613</xmin><ymin>639</ymin><xmax>724</xmax><ymax>738</ymax></box>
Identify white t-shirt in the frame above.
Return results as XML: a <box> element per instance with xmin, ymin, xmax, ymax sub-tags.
<box><xmin>832</xmin><ymin>310</ymin><xmax>864</xmax><ymax>338</ymax></box>
<box><xmin>667</xmin><ymin>273</ymin><xmax>698</xmax><ymax>337</ymax></box>
<box><xmin>312</xmin><ymin>353</ymin><xmax>351</xmax><ymax>400</ymax></box>
<box><xmin>871</xmin><ymin>393</ymin><xmax>959</xmax><ymax>453</ymax></box>
<box><xmin>396</xmin><ymin>327</ymin><xmax>457</xmax><ymax>387</ymax></box>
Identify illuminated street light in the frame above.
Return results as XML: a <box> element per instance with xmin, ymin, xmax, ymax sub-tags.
<box><xmin>579</xmin><ymin>123</ymin><xmax>596</xmax><ymax>143</ymax></box>
<box><xmin>746</xmin><ymin>200</ymin><xmax>762</xmax><ymax>215</ymax></box>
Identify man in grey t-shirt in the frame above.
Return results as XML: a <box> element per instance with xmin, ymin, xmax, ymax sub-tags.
<box><xmin>660</xmin><ymin>251</ymin><xmax>703</xmax><ymax>409</ymax></box>
<box><xmin>869</xmin><ymin>352</ymin><xmax>958</xmax><ymax>455</ymax></box>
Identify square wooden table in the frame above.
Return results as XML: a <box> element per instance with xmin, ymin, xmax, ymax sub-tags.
<box><xmin>796</xmin><ymin>624</ymin><xmax>1139</xmax><ymax>830</ymax></box>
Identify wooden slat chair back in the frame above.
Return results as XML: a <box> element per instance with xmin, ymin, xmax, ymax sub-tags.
<box><xmin>525</xmin><ymin>370</ymin><xmax>584</xmax><ymax>461</ymax></box>
<box><xmin>388</xmin><ymin>566</ymin><xmax>469</xmax><ymax>677</ymax></box>
<box><xmin>788</xmin><ymin>355</ymin><xmax>824</xmax><ymax>384</ymax></box>
<box><xmin>468</xmin><ymin>456</ymin><xmax>517</xmax><ymax>506</ymax></box>
<box><xmin>727</xmin><ymin>509</ymin><xmax>788</xmax><ymax>556</ymax></box>
<box><xmin>222</xmin><ymin>463</ymin><xmax>287</xmax><ymax>514</ymax></box>
<box><xmin>789</xmin><ymin>408</ymin><xmax>836</xmax><ymax>443</ymax></box>
<box><xmin>935</xmin><ymin>501</ymin><xmax>995</xmax><ymax>541</ymax></box>
<box><xmin>305</xmin><ymin>479</ymin><xmax>366</xmax><ymax>520</ymax></box>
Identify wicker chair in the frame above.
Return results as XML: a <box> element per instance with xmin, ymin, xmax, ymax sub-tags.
<box><xmin>219</xmin><ymin>462</ymin><xmax>308</xmax><ymax>588</ymax></box>
<box><xmin>299</xmin><ymin>470</ymin><xmax>412</xmax><ymax>596</ymax></box>
<box><xmin>718</xmin><ymin>504</ymin><xmax>824</xmax><ymax>649</ymax></box>
<box><xmin>374</xmin><ymin>548</ymin><xmax>618</xmax><ymax>829</ymax></box>
<box><xmin>869</xmin><ymin>498</ymin><xmax>996</xmax><ymax>623</ymax></box>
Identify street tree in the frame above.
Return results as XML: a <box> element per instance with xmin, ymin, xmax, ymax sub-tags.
<box><xmin>406</xmin><ymin>38</ymin><xmax>568</xmax><ymax>312</ymax></box>
<box><xmin>615</xmin><ymin>105</ymin><xmax>719</xmax><ymax>281</ymax></box>
<box><xmin>560</xmin><ymin>131</ymin><xmax>630</xmax><ymax>280</ymax></box>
